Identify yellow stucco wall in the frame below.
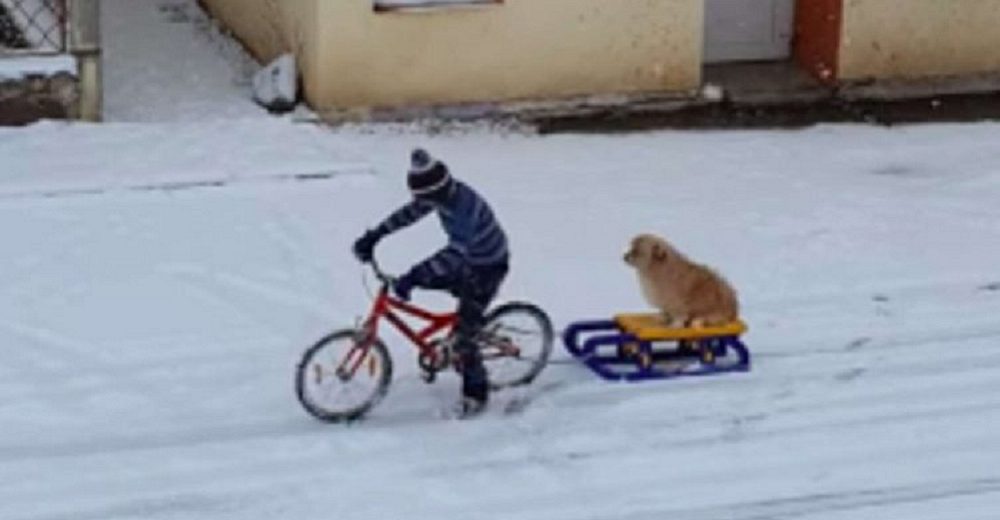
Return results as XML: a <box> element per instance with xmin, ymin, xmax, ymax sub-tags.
<box><xmin>839</xmin><ymin>0</ymin><xmax>1000</xmax><ymax>80</ymax></box>
<box><xmin>199</xmin><ymin>0</ymin><xmax>321</xmax><ymax>101</ymax></box>
<box><xmin>317</xmin><ymin>0</ymin><xmax>702</xmax><ymax>111</ymax></box>
<box><xmin>204</xmin><ymin>0</ymin><xmax>701</xmax><ymax>112</ymax></box>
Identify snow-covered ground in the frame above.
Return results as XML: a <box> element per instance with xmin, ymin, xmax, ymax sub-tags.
<box><xmin>0</xmin><ymin>54</ymin><xmax>75</xmax><ymax>81</ymax></box>
<box><xmin>3</xmin><ymin>1</ymin><xmax>1000</xmax><ymax>519</ymax></box>
<box><xmin>101</xmin><ymin>0</ymin><xmax>262</xmax><ymax>122</ymax></box>
<box><xmin>6</xmin><ymin>120</ymin><xmax>1000</xmax><ymax>520</ymax></box>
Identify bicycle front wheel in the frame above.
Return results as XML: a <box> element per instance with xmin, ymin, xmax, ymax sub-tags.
<box><xmin>295</xmin><ymin>329</ymin><xmax>392</xmax><ymax>423</ymax></box>
<box><xmin>480</xmin><ymin>302</ymin><xmax>554</xmax><ymax>389</ymax></box>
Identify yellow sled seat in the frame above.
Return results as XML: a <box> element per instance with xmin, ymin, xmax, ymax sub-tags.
<box><xmin>613</xmin><ymin>313</ymin><xmax>748</xmax><ymax>342</ymax></box>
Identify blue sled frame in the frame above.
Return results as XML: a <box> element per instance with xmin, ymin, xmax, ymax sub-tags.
<box><xmin>563</xmin><ymin>320</ymin><xmax>751</xmax><ymax>382</ymax></box>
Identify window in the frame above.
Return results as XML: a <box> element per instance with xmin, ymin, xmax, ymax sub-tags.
<box><xmin>0</xmin><ymin>0</ymin><xmax>66</xmax><ymax>53</ymax></box>
<box><xmin>374</xmin><ymin>0</ymin><xmax>501</xmax><ymax>13</ymax></box>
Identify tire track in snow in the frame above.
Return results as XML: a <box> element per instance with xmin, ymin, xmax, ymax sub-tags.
<box><xmin>0</xmin><ymin>321</ymin><xmax>178</xmax><ymax>402</ymax></box>
<box><xmin>0</xmin><ymin>320</ymin><xmax>282</xmax><ymax>439</ymax></box>
<box><xmin>0</xmin><ymin>419</ymin><xmax>320</xmax><ymax>463</ymax></box>
<box><xmin>544</xmin><ymin>331</ymin><xmax>1000</xmax><ymax>413</ymax></box>
<box><xmin>160</xmin><ymin>264</ymin><xmax>337</xmax><ymax>324</ymax></box>
<box><xmin>754</xmin><ymin>321</ymin><xmax>1000</xmax><ymax>360</ymax></box>
<box><xmin>591</xmin><ymin>477</ymin><xmax>1000</xmax><ymax>520</ymax></box>
<box><xmin>422</xmin><ymin>397</ymin><xmax>1000</xmax><ymax>476</ymax></box>
<box><xmin>0</xmin><ymin>167</ymin><xmax>372</xmax><ymax>202</ymax></box>
<box><xmin>259</xmin><ymin>206</ymin><xmax>335</xmax><ymax>295</ymax></box>
<box><xmin>8</xmin><ymin>312</ymin><xmax>996</xmax><ymax>469</ymax></box>
<box><xmin>413</xmin><ymin>324</ymin><xmax>1000</xmax><ymax>477</ymax></box>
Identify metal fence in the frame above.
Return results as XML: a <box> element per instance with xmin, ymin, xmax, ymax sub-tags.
<box><xmin>0</xmin><ymin>0</ymin><xmax>67</xmax><ymax>54</ymax></box>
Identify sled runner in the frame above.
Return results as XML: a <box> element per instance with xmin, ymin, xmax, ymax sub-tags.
<box><xmin>563</xmin><ymin>313</ymin><xmax>751</xmax><ymax>381</ymax></box>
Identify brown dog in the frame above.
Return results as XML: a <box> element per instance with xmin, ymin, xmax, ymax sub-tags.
<box><xmin>624</xmin><ymin>233</ymin><xmax>739</xmax><ymax>328</ymax></box>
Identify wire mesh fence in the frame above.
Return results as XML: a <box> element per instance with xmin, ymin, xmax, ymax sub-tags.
<box><xmin>1</xmin><ymin>0</ymin><xmax>67</xmax><ymax>54</ymax></box>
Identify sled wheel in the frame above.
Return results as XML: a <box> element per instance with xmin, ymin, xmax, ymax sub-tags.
<box><xmin>697</xmin><ymin>338</ymin><xmax>724</xmax><ymax>365</ymax></box>
<box><xmin>638</xmin><ymin>352</ymin><xmax>654</xmax><ymax>370</ymax></box>
<box><xmin>618</xmin><ymin>342</ymin><xmax>641</xmax><ymax>359</ymax></box>
<box><xmin>677</xmin><ymin>339</ymin><xmax>698</xmax><ymax>354</ymax></box>
<box><xmin>700</xmin><ymin>346</ymin><xmax>717</xmax><ymax>366</ymax></box>
<box><xmin>296</xmin><ymin>329</ymin><xmax>393</xmax><ymax>423</ymax></box>
<box><xmin>479</xmin><ymin>302</ymin><xmax>554</xmax><ymax>390</ymax></box>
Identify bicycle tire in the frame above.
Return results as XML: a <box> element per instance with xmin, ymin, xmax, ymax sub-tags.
<box><xmin>295</xmin><ymin>329</ymin><xmax>393</xmax><ymax>423</ymax></box>
<box><xmin>481</xmin><ymin>302</ymin><xmax>554</xmax><ymax>389</ymax></box>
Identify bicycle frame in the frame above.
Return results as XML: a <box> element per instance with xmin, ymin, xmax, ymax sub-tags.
<box><xmin>338</xmin><ymin>282</ymin><xmax>457</xmax><ymax>379</ymax></box>
<box><xmin>371</xmin><ymin>284</ymin><xmax>457</xmax><ymax>349</ymax></box>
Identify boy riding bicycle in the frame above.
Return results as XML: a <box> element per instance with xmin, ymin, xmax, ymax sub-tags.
<box><xmin>353</xmin><ymin>149</ymin><xmax>509</xmax><ymax>417</ymax></box>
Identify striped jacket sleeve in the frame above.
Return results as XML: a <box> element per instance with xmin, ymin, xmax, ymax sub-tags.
<box><xmin>409</xmin><ymin>242</ymin><xmax>468</xmax><ymax>286</ymax></box>
<box><xmin>374</xmin><ymin>199</ymin><xmax>433</xmax><ymax>237</ymax></box>
<box><xmin>408</xmin><ymin>200</ymin><xmax>476</xmax><ymax>286</ymax></box>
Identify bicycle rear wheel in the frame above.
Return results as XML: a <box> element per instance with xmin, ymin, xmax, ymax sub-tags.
<box><xmin>296</xmin><ymin>329</ymin><xmax>392</xmax><ymax>422</ymax></box>
<box><xmin>480</xmin><ymin>302</ymin><xmax>553</xmax><ymax>389</ymax></box>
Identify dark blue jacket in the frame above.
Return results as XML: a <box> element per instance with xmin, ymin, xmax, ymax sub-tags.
<box><xmin>375</xmin><ymin>181</ymin><xmax>508</xmax><ymax>285</ymax></box>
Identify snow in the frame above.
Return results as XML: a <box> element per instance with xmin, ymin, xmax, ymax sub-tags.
<box><xmin>0</xmin><ymin>54</ymin><xmax>75</xmax><ymax>80</ymax></box>
<box><xmin>5</xmin><ymin>121</ymin><xmax>1000</xmax><ymax>519</ymax></box>
<box><xmin>252</xmin><ymin>53</ymin><xmax>297</xmax><ymax>112</ymax></box>
<box><xmin>0</xmin><ymin>119</ymin><xmax>370</xmax><ymax>197</ymax></box>
<box><xmin>101</xmin><ymin>0</ymin><xmax>262</xmax><ymax>122</ymax></box>
<box><xmin>3</xmin><ymin>0</ymin><xmax>1000</xmax><ymax>519</ymax></box>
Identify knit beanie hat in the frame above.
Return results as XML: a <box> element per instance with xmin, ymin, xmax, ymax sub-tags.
<box><xmin>407</xmin><ymin>148</ymin><xmax>454</xmax><ymax>200</ymax></box>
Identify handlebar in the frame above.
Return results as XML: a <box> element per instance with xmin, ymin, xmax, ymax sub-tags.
<box><xmin>367</xmin><ymin>256</ymin><xmax>394</xmax><ymax>287</ymax></box>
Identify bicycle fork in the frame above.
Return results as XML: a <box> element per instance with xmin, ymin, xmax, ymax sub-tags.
<box><xmin>333</xmin><ymin>323</ymin><xmax>377</xmax><ymax>382</ymax></box>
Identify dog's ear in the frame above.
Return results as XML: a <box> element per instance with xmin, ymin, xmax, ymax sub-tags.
<box><xmin>652</xmin><ymin>243</ymin><xmax>668</xmax><ymax>262</ymax></box>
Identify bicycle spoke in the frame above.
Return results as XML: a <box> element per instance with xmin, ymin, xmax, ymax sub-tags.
<box><xmin>296</xmin><ymin>329</ymin><xmax>392</xmax><ymax>422</ymax></box>
<box><xmin>479</xmin><ymin>304</ymin><xmax>553</xmax><ymax>389</ymax></box>
<box><xmin>495</xmin><ymin>325</ymin><xmax>538</xmax><ymax>336</ymax></box>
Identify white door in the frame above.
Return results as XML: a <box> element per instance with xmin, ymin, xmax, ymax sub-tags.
<box><xmin>703</xmin><ymin>0</ymin><xmax>795</xmax><ymax>63</ymax></box>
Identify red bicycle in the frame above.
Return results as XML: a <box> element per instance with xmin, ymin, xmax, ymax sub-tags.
<box><xmin>296</xmin><ymin>258</ymin><xmax>554</xmax><ymax>422</ymax></box>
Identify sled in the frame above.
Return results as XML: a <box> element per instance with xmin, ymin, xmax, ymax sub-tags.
<box><xmin>563</xmin><ymin>313</ymin><xmax>751</xmax><ymax>381</ymax></box>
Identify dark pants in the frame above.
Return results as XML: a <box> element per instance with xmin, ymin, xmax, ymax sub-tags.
<box><xmin>425</xmin><ymin>263</ymin><xmax>508</xmax><ymax>401</ymax></box>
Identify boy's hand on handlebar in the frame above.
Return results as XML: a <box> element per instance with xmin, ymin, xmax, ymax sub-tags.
<box><xmin>353</xmin><ymin>229</ymin><xmax>381</xmax><ymax>263</ymax></box>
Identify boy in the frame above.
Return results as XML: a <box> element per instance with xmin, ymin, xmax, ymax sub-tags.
<box><xmin>353</xmin><ymin>149</ymin><xmax>509</xmax><ymax>417</ymax></box>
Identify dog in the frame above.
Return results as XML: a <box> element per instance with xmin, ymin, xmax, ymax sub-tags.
<box><xmin>624</xmin><ymin>233</ymin><xmax>739</xmax><ymax>328</ymax></box>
